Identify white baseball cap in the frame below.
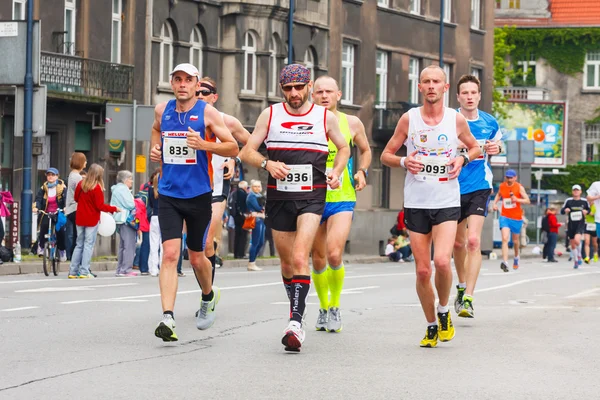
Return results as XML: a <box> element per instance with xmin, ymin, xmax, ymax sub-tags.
<box><xmin>572</xmin><ymin>184</ymin><xmax>582</xmax><ymax>191</ymax></box>
<box><xmin>170</xmin><ymin>63</ymin><xmax>199</xmax><ymax>77</ymax></box>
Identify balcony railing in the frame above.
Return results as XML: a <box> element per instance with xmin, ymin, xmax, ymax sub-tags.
<box><xmin>40</xmin><ymin>51</ymin><xmax>134</xmax><ymax>101</ymax></box>
<box><xmin>498</xmin><ymin>86</ymin><xmax>550</xmax><ymax>101</ymax></box>
<box><xmin>373</xmin><ymin>101</ymin><xmax>420</xmax><ymax>144</ymax></box>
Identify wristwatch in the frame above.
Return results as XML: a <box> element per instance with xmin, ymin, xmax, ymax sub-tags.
<box><xmin>460</xmin><ymin>155</ymin><xmax>470</xmax><ymax>166</ymax></box>
<box><xmin>260</xmin><ymin>159</ymin><xmax>268</xmax><ymax>170</ymax></box>
<box><xmin>359</xmin><ymin>168</ymin><xmax>368</xmax><ymax>178</ymax></box>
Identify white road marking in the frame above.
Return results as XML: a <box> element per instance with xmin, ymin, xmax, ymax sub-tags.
<box><xmin>15</xmin><ymin>283</ymin><xmax>138</xmax><ymax>293</ymax></box>
<box><xmin>565</xmin><ymin>288</ymin><xmax>600</xmax><ymax>299</ymax></box>
<box><xmin>62</xmin><ymin>298</ymin><xmax>148</xmax><ymax>304</ymax></box>
<box><xmin>1</xmin><ymin>306</ymin><xmax>40</xmax><ymax>312</ymax></box>
<box><xmin>271</xmin><ymin>302</ymin><xmax>317</xmax><ymax>305</ymax></box>
<box><xmin>478</xmin><ymin>271</ymin><xmax>600</xmax><ymax>293</ymax></box>
<box><xmin>524</xmin><ymin>306</ymin><xmax>574</xmax><ymax>310</ymax></box>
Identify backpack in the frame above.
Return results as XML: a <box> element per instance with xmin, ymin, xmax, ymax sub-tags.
<box><xmin>135</xmin><ymin>183</ymin><xmax>151</xmax><ymax>218</ymax></box>
<box><xmin>541</xmin><ymin>215</ymin><xmax>549</xmax><ymax>233</ymax></box>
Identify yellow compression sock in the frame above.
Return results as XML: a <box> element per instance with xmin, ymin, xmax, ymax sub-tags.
<box><xmin>312</xmin><ymin>267</ymin><xmax>330</xmax><ymax>310</ymax></box>
<box><xmin>327</xmin><ymin>263</ymin><xmax>345</xmax><ymax>308</ymax></box>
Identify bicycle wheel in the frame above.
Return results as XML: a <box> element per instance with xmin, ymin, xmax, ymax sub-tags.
<box><xmin>42</xmin><ymin>243</ymin><xmax>50</xmax><ymax>276</ymax></box>
<box><xmin>52</xmin><ymin>247</ymin><xmax>59</xmax><ymax>276</ymax></box>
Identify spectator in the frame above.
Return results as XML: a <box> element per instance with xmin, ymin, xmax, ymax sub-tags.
<box><xmin>148</xmin><ymin>171</ymin><xmax>162</xmax><ymax>277</ymax></box>
<box><xmin>246</xmin><ymin>180</ymin><xmax>265</xmax><ymax>271</ymax></box>
<box><xmin>543</xmin><ymin>206</ymin><xmax>561</xmax><ymax>263</ymax></box>
<box><xmin>0</xmin><ymin>189</ymin><xmax>14</xmax><ymax>246</ymax></box>
<box><xmin>33</xmin><ymin>168</ymin><xmax>67</xmax><ymax>261</ymax></box>
<box><xmin>133</xmin><ymin>196</ymin><xmax>150</xmax><ymax>275</ymax></box>
<box><xmin>64</xmin><ymin>152</ymin><xmax>87</xmax><ymax>261</ymax></box>
<box><xmin>395</xmin><ymin>231</ymin><xmax>413</xmax><ymax>261</ymax></box>
<box><xmin>396</xmin><ymin>208</ymin><xmax>406</xmax><ymax>235</ymax></box>
<box><xmin>233</xmin><ymin>181</ymin><xmax>249</xmax><ymax>259</ymax></box>
<box><xmin>110</xmin><ymin>170</ymin><xmax>137</xmax><ymax>277</ymax></box>
<box><xmin>68</xmin><ymin>164</ymin><xmax>119</xmax><ymax>278</ymax></box>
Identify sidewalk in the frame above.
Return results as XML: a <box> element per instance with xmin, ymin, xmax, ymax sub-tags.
<box><xmin>0</xmin><ymin>254</ymin><xmax>390</xmax><ymax>276</ymax></box>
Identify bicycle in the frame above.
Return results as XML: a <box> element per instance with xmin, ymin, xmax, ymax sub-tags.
<box><xmin>38</xmin><ymin>210</ymin><xmax>62</xmax><ymax>276</ymax></box>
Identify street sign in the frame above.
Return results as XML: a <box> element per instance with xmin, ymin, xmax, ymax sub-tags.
<box><xmin>14</xmin><ymin>85</ymin><xmax>47</xmax><ymax>137</ymax></box>
<box><xmin>0</xmin><ymin>21</ymin><xmax>40</xmax><ymax>85</ymax></box>
<box><xmin>506</xmin><ymin>140</ymin><xmax>535</xmax><ymax>164</ymax></box>
<box><xmin>136</xmin><ymin>155</ymin><xmax>147</xmax><ymax>173</ymax></box>
<box><xmin>105</xmin><ymin>104</ymin><xmax>154</xmax><ymax>141</ymax></box>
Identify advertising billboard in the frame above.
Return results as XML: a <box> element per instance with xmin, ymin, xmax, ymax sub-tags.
<box><xmin>490</xmin><ymin>101</ymin><xmax>567</xmax><ymax>167</ymax></box>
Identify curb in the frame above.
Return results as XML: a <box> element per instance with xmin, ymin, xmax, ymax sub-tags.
<box><xmin>0</xmin><ymin>255</ymin><xmax>391</xmax><ymax>276</ymax></box>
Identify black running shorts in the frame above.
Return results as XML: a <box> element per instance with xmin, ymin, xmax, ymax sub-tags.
<box><xmin>459</xmin><ymin>188</ymin><xmax>492</xmax><ymax>223</ymax></box>
<box><xmin>567</xmin><ymin>222</ymin><xmax>586</xmax><ymax>240</ymax></box>
<box><xmin>211</xmin><ymin>179</ymin><xmax>230</xmax><ymax>204</ymax></box>
<box><xmin>158</xmin><ymin>192</ymin><xmax>212</xmax><ymax>252</ymax></box>
<box><xmin>405</xmin><ymin>207</ymin><xmax>461</xmax><ymax>235</ymax></box>
<box><xmin>265</xmin><ymin>199</ymin><xmax>325</xmax><ymax>232</ymax></box>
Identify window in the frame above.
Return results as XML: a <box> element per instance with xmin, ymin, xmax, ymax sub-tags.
<box><xmin>304</xmin><ymin>48</ymin><xmax>315</xmax><ymax>82</ymax></box>
<box><xmin>409</xmin><ymin>0</ymin><xmax>421</xmax><ymax>14</ymax></box>
<box><xmin>269</xmin><ymin>37</ymin><xmax>279</xmax><ymax>96</ymax></box>
<box><xmin>443</xmin><ymin>0</ymin><xmax>452</xmax><ymax>23</ymax></box>
<box><xmin>242</xmin><ymin>31</ymin><xmax>257</xmax><ymax>94</ymax></box>
<box><xmin>377</xmin><ymin>0</ymin><xmax>388</xmax><ymax>7</ymax></box>
<box><xmin>408</xmin><ymin>58</ymin><xmax>419</xmax><ymax>104</ymax></box>
<box><xmin>190</xmin><ymin>27</ymin><xmax>203</xmax><ymax>76</ymax></box>
<box><xmin>471</xmin><ymin>0</ymin><xmax>481</xmax><ymax>29</ymax></box>
<box><xmin>13</xmin><ymin>0</ymin><xmax>26</xmax><ymax>19</ymax></box>
<box><xmin>341</xmin><ymin>42</ymin><xmax>355</xmax><ymax>104</ymax></box>
<box><xmin>584</xmin><ymin>51</ymin><xmax>600</xmax><ymax>89</ymax></box>
<box><xmin>159</xmin><ymin>22</ymin><xmax>174</xmax><ymax>84</ymax></box>
<box><xmin>471</xmin><ymin>67</ymin><xmax>482</xmax><ymax>80</ymax></box>
<box><xmin>443</xmin><ymin>64</ymin><xmax>451</xmax><ymax>107</ymax></box>
<box><xmin>517</xmin><ymin>54</ymin><xmax>536</xmax><ymax>86</ymax></box>
<box><xmin>376</xmin><ymin>51</ymin><xmax>388</xmax><ymax>108</ymax></box>
<box><xmin>509</xmin><ymin>0</ymin><xmax>520</xmax><ymax>8</ymax></box>
<box><xmin>64</xmin><ymin>0</ymin><xmax>76</xmax><ymax>55</ymax></box>
<box><xmin>586</xmin><ymin>143</ymin><xmax>596</xmax><ymax>162</ymax></box>
<box><xmin>111</xmin><ymin>0</ymin><xmax>122</xmax><ymax>63</ymax></box>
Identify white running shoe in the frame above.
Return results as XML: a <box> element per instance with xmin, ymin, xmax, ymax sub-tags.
<box><xmin>281</xmin><ymin>320</ymin><xmax>305</xmax><ymax>352</ymax></box>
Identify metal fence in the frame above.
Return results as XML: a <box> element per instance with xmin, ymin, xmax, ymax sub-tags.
<box><xmin>40</xmin><ymin>51</ymin><xmax>134</xmax><ymax>101</ymax></box>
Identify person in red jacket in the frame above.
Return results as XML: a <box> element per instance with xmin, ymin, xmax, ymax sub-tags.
<box><xmin>545</xmin><ymin>206</ymin><xmax>562</xmax><ymax>263</ymax></box>
<box><xmin>68</xmin><ymin>164</ymin><xmax>120</xmax><ymax>278</ymax></box>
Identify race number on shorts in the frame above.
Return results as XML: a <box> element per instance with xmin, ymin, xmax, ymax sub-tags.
<box><xmin>277</xmin><ymin>164</ymin><xmax>313</xmax><ymax>192</ymax></box>
<box><xmin>415</xmin><ymin>156</ymin><xmax>450</xmax><ymax>182</ymax></box>
<box><xmin>162</xmin><ymin>132</ymin><xmax>196</xmax><ymax>165</ymax></box>
<box><xmin>586</xmin><ymin>222</ymin><xmax>596</xmax><ymax>231</ymax></box>
<box><xmin>570</xmin><ymin>211</ymin><xmax>583</xmax><ymax>222</ymax></box>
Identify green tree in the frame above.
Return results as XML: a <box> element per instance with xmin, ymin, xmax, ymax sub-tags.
<box><xmin>541</xmin><ymin>164</ymin><xmax>600</xmax><ymax>194</ymax></box>
<box><xmin>493</xmin><ymin>27</ymin><xmax>516</xmax><ymax>119</ymax></box>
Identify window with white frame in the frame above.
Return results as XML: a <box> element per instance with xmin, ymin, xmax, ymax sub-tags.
<box><xmin>410</xmin><ymin>0</ymin><xmax>421</xmax><ymax>14</ymax></box>
<box><xmin>471</xmin><ymin>67</ymin><xmax>482</xmax><ymax>81</ymax></box>
<box><xmin>159</xmin><ymin>22</ymin><xmax>174</xmax><ymax>85</ymax></box>
<box><xmin>471</xmin><ymin>0</ymin><xmax>481</xmax><ymax>29</ymax></box>
<box><xmin>269</xmin><ymin>37</ymin><xmax>279</xmax><ymax>96</ymax></box>
<box><xmin>304</xmin><ymin>48</ymin><xmax>315</xmax><ymax>82</ymax></box>
<box><xmin>376</xmin><ymin>51</ymin><xmax>388</xmax><ymax>108</ymax></box>
<box><xmin>111</xmin><ymin>0</ymin><xmax>122</xmax><ymax>63</ymax></box>
<box><xmin>584</xmin><ymin>51</ymin><xmax>600</xmax><ymax>89</ymax></box>
<box><xmin>444</xmin><ymin>0</ymin><xmax>452</xmax><ymax>23</ymax></box>
<box><xmin>377</xmin><ymin>0</ymin><xmax>388</xmax><ymax>7</ymax></box>
<box><xmin>242</xmin><ymin>31</ymin><xmax>257</xmax><ymax>94</ymax></box>
<box><xmin>64</xmin><ymin>0</ymin><xmax>76</xmax><ymax>55</ymax></box>
<box><xmin>408</xmin><ymin>58</ymin><xmax>419</xmax><ymax>104</ymax></box>
<box><xmin>13</xmin><ymin>0</ymin><xmax>26</xmax><ymax>19</ymax></box>
<box><xmin>341</xmin><ymin>42</ymin><xmax>355</xmax><ymax>104</ymax></box>
<box><xmin>517</xmin><ymin>54</ymin><xmax>536</xmax><ymax>86</ymax></box>
<box><xmin>190</xmin><ymin>27</ymin><xmax>203</xmax><ymax>76</ymax></box>
<box><xmin>443</xmin><ymin>64</ymin><xmax>451</xmax><ymax>107</ymax></box>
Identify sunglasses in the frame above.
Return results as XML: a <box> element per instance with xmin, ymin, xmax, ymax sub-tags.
<box><xmin>197</xmin><ymin>90</ymin><xmax>215</xmax><ymax>96</ymax></box>
<box><xmin>282</xmin><ymin>84</ymin><xmax>307</xmax><ymax>92</ymax></box>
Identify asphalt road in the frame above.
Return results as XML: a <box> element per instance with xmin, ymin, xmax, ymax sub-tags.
<box><xmin>1</xmin><ymin>258</ymin><xmax>599</xmax><ymax>399</ymax></box>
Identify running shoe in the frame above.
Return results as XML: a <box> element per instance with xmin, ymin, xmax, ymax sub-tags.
<box><xmin>513</xmin><ymin>258</ymin><xmax>519</xmax><ymax>270</ymax></box>
<box><xmin>578</xmin><ymin>257</ymin><xmax>583</xmax><ymax>266</ymax></box>
<box><xmin>574</xmin><ymin>261</ymin><xmax>579</xmax><ymax>269</ymax></box>
<box><xmin>500</xmin><ymin>261</ymin><xmax>509</xmax><ymax>272</ymax></box>
<box><xmin>437</xmin><ymin>311</ymin><xmax>455</xmax><ymax>342</ymax></box>
<box><xmin>454</xmin><ymin>286</ymin><xmax>465</xmax><ymax>314</ymax></box>
<box><xmin>315</xmin><ymin>308</ymin><xmax>328</xmax><ymax>331</ymax></box>
<box><xmin>584</xmin><ymin>257</ymin><xmax>590</xmax><ymax>264</ymax></box>
<box><xmin>327</xmin><ymin>307</ymin><xmax>342</xmax><ymax>333</ymax></box>
<box><xmin>155</xmin><ymin>314</ymin><xmax>178</xmax><ymax>342</ymax></box>
<box><xmin>178</xmin><ymin>272</ymin><xmax>186</xmax><ymax>277</ymax></box>
<box><xmin>68</xmin><ymin>275</ymin><xmax>77</xmax><ymax>279</ymax></box>
<box><xmin>196</xmin><ymin>286</ymin><xmax>221</xmax><ymax>330</ymax></box>
<box><xmin>215</xmin><ymin>255</ymin><xmax>223</xmax><ymax>269</ymax></box>
<box><xmin>78</xmin><ymin>274</ymin><xmax>93</xmax><ymax>279</ymax></box>
<box><xmin>459</xmin><ymin>296</ymin><xmax>474</xmax><ymax>318</ymax></box>
<box><xmin>419</xmin><ymin>325</ymin><xmax>438</xmax><ymax>348</ymax></box>
<box><xmin>594</xmin><ymin>254</ymin><xmax>598</xmax><ymax>263</ymax></box>
<box><xmin>282</xmin><ymin>320</ymin><xmax>305</xmax><ymax>352</ymax></box>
